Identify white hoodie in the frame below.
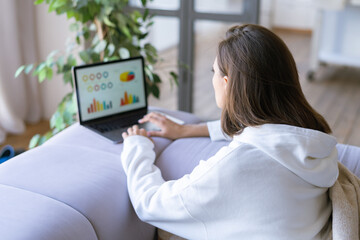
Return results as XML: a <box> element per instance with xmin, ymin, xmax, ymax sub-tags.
<box><xmin>121</xmin><ymin>124</ymin><xmax>339</xmax><ymax>240</ymax></box>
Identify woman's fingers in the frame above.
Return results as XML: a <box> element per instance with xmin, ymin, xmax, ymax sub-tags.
<box><xmin>123</xmin><ymin>125</ymin><xmax>149</xmax><ymax>139</ymax></box>
<box><xmin>132</xmin><ymin>125</ymin><xmax>139</xmax><ymax>131</ymax></box>
<box><xmin>139</xmin><ymin>112</ymin><xmax>166</xmax><ymax>126</ymax></box>
<box><xmin>127</xmin><ymin>125</ymin><xmax>140</xmax><ymax>134</ymax></box>
<box><xmin>139</xmin><ymin>128</ymin><xmax>147</xmax><ymax>137</ymax></box>
<box><xmin>139</xmin><ymin>112</ymin><xmax>185</xmax><ymax>139</ymax></box>
<box><xmin>122</xmin><ymin>132</ymin><xmax>128</xmax><ymax>139</ymax></box>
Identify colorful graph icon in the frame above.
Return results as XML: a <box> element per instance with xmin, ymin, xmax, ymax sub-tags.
<box><xmin>87</xmin><ymin>98</ymin><xmax>113</xmax><ymax>114</ymax></box>
<box><xmin>120</xmin><ymin>71</ymin><xmax>135</xmax><ymax>82</ymax></box>
<box><xmin>82</xmin><ymin>75</ymin><xmax>89</xmax><ymax>82</ymax></box>
<box><xmin>120</xmin><ymin>91</ymin><xmax>139</xmax><ymax>106</ymax></box>
<box><xmin>86</xmin><ymin>82</ymin><xmax>113</xmax><ymax>92</ymax></box>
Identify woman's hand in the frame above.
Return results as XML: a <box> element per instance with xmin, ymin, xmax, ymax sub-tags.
<box><xmin>138</xmin><ymin>112</ymin><xmax>185</xmax><ymax>140</ymax></box>
<box><xmin>138</xmin><ymin>112</ymin><xmax>210</xmax><ymax>139</ymax></box>
<box><xmin>122</xmin><ymin>125</ymin><xmax>153</xmax><ymax>142</ymax></box>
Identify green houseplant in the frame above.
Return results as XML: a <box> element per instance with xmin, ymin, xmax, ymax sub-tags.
<box><xmin>15</xmin><ymin>0</ymin><xmax>177</xmax><ymax>148</ymax></box>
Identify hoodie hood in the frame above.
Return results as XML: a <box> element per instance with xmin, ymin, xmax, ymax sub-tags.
<box><xmin>234</xmin><ymin>124</ymin><xmax>339</xmax><ymax>188</ymax></box>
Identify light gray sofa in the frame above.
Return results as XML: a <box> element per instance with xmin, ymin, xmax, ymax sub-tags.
<box><xmin>0</xmin><ymin>107</ymin><xmax>359</xmax><ymax>240</ymax></box>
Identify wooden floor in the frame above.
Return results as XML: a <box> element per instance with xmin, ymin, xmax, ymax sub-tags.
<box><xmin>0</xmin><ymin>120</ymin><xmax>50</xmax><ymax>152</ymax></box>
<box><xmin>1</xmin><ymin>28</ymin><xmax>360</xmax><ymax>152</ymax></box>
<box><xmin>271</xmin><ymin>29</ymin><xmax>360</xmax><ymax>145</ymax></box>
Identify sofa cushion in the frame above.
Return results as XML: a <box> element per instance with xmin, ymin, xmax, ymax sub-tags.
<box><xmin>0</xmin><ymin>184</ymin><xmax>97</xmax><ymax>240</ymax></box>
<box><xmin>0</xmin><ymin>143</ymin><xmax>155</xmax><ymax>240</ymax></box>
<box><xmin>157</xmin><ymin>140</ymin><xmax>360</xmax><ymax>181</ymax></box>
<box><xmin>156</xmin><ymin>138</ymin><xmax>228</xmax><ymax>181</ymax></box>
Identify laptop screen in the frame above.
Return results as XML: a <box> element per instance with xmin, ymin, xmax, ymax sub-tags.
<box><xmin>73</xmin><ymin>57</ymin><xmax>147</xmax><ymax>123</ymax></box>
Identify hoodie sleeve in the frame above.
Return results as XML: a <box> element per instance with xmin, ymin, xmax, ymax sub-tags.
<box><xmin>121</xmin><ymin>135</ymin><xmax>207</xmax><ymax>238</ymax></box>
<box><xmin>207</xmin><ymin>120</ymin><xmax>232</xmax><ymax>142</ymax></box>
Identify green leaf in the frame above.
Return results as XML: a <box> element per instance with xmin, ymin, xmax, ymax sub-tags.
<box><xmin>151</xmin><ymin>84</ymin><xmax>160</xmax><ymax>98</ymax></box>
<box><xmin>79</xmin><ymin>50</ymin><xmax>90</xmax><ymax>63</ymax></box>
<box><xmin>56</xmin><ymin>56</ymin><xmax>65</xmax><ymax>73</ymax></box>
<box><xmin>89</xmin><ymin>23</ymin><xmax>97</xmax><ymax>31</ymax></box>
<box><xmin>104</xmin><ymin>17</ymin><xmax>116</xmax><ymax>27</ymax></box>
<box><xmin>90</xmin><ymin>52</ymin><xmax>101</xmax><ymax>62</ymax></box>
<box><xmin>83</xmin><ymin>30</ymin><xmax>90</xmax><ymax>39</ymax></box>
<box><xmin>38</xmin><ymin>131</ymin><xmax>53</xmax><ymax>146</ymax></box>
<box><xmin>170</xmin><ymin>71</ymin><xmax>178</xmax><ymax>85</ymax></box>
<box><xmin>119</xmin><ymin>47</ymin><xmax>130</xmax><ymax>59</ymax></box>
<box><xmin>170</xmin><ymin>71</ymin><xmax>178</xmax><ymax>89</ymax></box>
<box><xmin>146</xmin><ymin>21</ymin><xmax>154</xmax><ymax>28</ymax></box>
<box><xmin>46</xmin><ymin>68</ymin><xmax>53</xmax><ymax>80</ymax></box>
<box><xmin>25</xmin><ymin>64</ymin><xmax>34</xmax><ymax>74</ymax></box>
<box><xmin>93</xmin><ymin>40</ymin><xmax>107</xmax><ymax>53</ymax></box>
<box><xmin>91</xmin><ymin>34</ymin><xmax>100</xmax><ymax>46</ymax></box>
<box><xmin>108</xmin><ymin>56</ymin><xmax>120</xmax><ymax>61</ymax></box>
<box><xmin>107</xmin><ymin>43</ymin><xmax>115</xmax><ymax>56</ymax></box>
<box><xmin>33</xmin><ymin>62</ymin><xmax>46</xmax><ymax>75</ymax></box>
<box><xmin>38</xmin><ymin>68</ymin><xmax>47</xmax><ymax>82</ymax></box>
<box><xmin>153</xmin><ymin>73</ymin><xmax>161</xmax><ymax>83</ymax></box>
<box><xmin>15</xmin><ymin>65</ymin><xmax>25</xmax><ymax>78</ymax></box>
<box><xmin>46</xmin><ymin>57</ymin><xmax>54</xmax><ymax>67</ymax></box>
<box><xmin>66</xmin><ymin>11</ymin><xmax>75</xmax><ymax>19</ymax></box>
<box><xmin>34</xmin><ymin>0</ymin><xmax>44</xmax><ymax>5</ymax></box>
<box><xmin>145</xmin><ymin>43</ymin><xmax>157</xmax><ymax>56</ymax></box>
<box><xmin>67</xmin><ymin>55</ymin><xmax>77</xmax><ymax>66</ymax></box>
<box><xmin>139</xmin><ymin>32</ymin><xmax>149</xmax><ymax>40</ymax></box>
<box><xmin>88</xmin><ymin>2</ymin><xmax>100</xmax><ymax>16</ymax></box>
<box><xmin>48</xmin><ymin>0</ymin><xmax>67</xmax><ymax>12</ymax></box>
<box><xmin>69</xmin><ymin>22</ymin><xmax>79</xmax><ymax>32</ymax></box>
<box><xmin>63</xmin><ymin>93</ymin><xmax>77</xmax><ymax>121</ymax></box>
<box><xmin>145</xmin><ymin>66</ymin><xmax>153</xmax><ymax>82</ymax></box>
<box><xmin>143</xmin><ymin>8</ymin><xmax>149</xmax><ymax>21</ymax></box>
<box><xmin>63</xmin><ymin>109</ymin><xmax>73</xmax><ymax>125</ymax></box>
<box><xmin>48</xmin><ymin>50</ymin><xmax>59</xmax><ymax>58</ymax></box>
<box><xmin>50</xmin><ymin>111</ymin><xmax>58</xmax><ymax>129</ymax></box>
<box><xmin>55</xmin><ymin>113</ymin><xmax>66</xmax><ymax>130</ymax></box>
<box><xmin>29</xmin><ymin>134</ymin><xmax>40</xmax><ymax>149</ymax></box>
<box><xmin>120</xmin><ymin>26</ymin><xmax>131</xmax><ymax>39</ymax></box>
<box><xmin>132</xmin><ymin>10</ymin><xmax>142</xmax><ymax>21</ymax></box>
<box><xmin>141</xmin><ymin>0</ymin><xmax>147</xmax><ymax>7</ymax></box>
<box><xmin>63</xmin><ymin>71</ymin><xmax>73</xmax><ymax>85</ymax></box>
<box><xmin>146</xmin><ymin>64</ymin><xmax>153</xmax><ymax>72</ymax></box>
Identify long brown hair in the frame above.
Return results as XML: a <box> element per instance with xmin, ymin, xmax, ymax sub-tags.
<box><xmin>218</xmin><ymin>24</ymin><xmax>331</xmax><ymax>136</ymax></box>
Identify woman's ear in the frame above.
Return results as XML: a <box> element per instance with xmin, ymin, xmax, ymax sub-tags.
<box><xmin>223</xmin><ymin>76</ymin><xmax>229</xmax><ymax>88</ymax></box>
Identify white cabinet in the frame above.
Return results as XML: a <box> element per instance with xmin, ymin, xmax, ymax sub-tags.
<box><xmin>308</xmin><ymin>3</ymin><xmax>360</xmax><ymax>80</ymax></box>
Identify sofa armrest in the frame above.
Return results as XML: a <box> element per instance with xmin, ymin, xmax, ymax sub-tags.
<box><xmin>336</xmin><ymin>143</ymin><xmax>360</xmax><ymax>178</ymax></box>
<box><xmin>0</xmin><ymin>107</ymin><xmax>203</xmax><ymax>240</ymax></box>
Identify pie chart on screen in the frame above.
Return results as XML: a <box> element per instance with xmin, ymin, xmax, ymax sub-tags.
<box><xmin>120</xmin><ymin>71</ymin><xmax>135</xmax><ymax>82</ymax></box>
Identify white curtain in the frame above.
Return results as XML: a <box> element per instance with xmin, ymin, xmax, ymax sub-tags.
<box><xmin>0</xmin><ymin>0</ymin><xmax>41</xmax><ymax>143</ymax></box>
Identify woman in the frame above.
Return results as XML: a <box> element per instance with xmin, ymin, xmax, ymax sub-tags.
<box><xmin>121</xmin><ymin>24</ymin><xmax>338</xmax><ymax>239</ymax></box>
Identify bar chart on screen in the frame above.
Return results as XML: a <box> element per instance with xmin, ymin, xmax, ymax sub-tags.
<box><xmin>87</xmin><ymin>98</ymin><xmax>113</xmax><ymax>113</ymax></box>
<box><xmin>120</xmin><ymin>91</ymin><xmax>139</xmax><ymax>106</ymax></box>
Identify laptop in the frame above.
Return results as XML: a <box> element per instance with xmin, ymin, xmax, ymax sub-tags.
<box><xmin>73</xmin><ymin>56</ymin><xmax>168</xmax><ymax>143</ymax></box>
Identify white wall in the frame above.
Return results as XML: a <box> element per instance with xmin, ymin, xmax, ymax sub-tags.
<box><xmin>34</xmin><ymin>4</ymin><xmax>74</xmax><ymax>119</ymax></box>
<box><xmin>261</xmin><ymin>0</ymin><xmax>317</xmax><ymax>30</ymax></box>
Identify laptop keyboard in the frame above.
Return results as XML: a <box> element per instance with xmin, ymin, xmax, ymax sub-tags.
<box><xmin>90</xmin><ymin>116</ymin><xmax>139</xmax><ymax>133</ymax></box>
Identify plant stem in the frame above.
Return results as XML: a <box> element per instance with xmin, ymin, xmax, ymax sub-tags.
<box><xmin>94</xmin><ymin>17</ymin><xmax>105</xmax><ymax>61</ymax></box>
